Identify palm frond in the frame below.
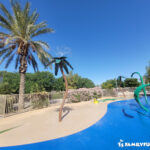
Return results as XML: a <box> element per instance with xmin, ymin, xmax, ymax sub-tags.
<box><xmin>0</xmin><ymin>47</ymin><xmax>12</xmax><ymax>57</ymax></box>
<box><xmin>0</xmin><ymin>14</ymin><xmax>11</xmax><ymax>28</ymax></box>
<box><xmin>0</xmin><ymin>32</ymin><xmax>9</xmax><ymax>37</ymax></box>
<box><xmin>23</xmin><ymin>2</ymin><xmax>31</xmax><ymax>36</ymax></box>
<box><xmin>5</xmin><ymin>53</ymin><xmax>15</xmax><ymax>68</ymax></box>
<box><xmin>30</xmin><ymin>53</ymin><xmax>38</xmax><ymax>72</ymax></box>
<box><xmin>27</xmin><ymin>55</ymin><xmax>31</xmax><ymax>65</ymax></box>
<box><xmin>29</xmin><ymin>21</ymin><xmax>47</xmax><ymax>35</ymax></box>
<box><xmin>0</xmin><ymin>3</ymin><xmax>13</xmax><ymax>23</ymax></box>
<box><xmin>4</xmin><ymin>37</ymin><xmax>17</xmax><ymax>46</ymax></box>
<box><xmin>55</xmin><ymin>63</ymin><xmax>59</xmax><ymax>76</ymax></box>
<box><xmin>23</xmin><ymin>1</ymin><xmax>30</xmax><ymax>18</ymax></box>
<box><xmin>46</xmin><ymin>59</ymin><xmax>55</xmax><ymax>67</ymax></box>
<box><xmin>0</xmin><ymin>48</ymin><xmax>13</xmax><ymax>64</ymax></box>
<box><xmin>63</xmin><ymin>63</ymin><xmax>69</xmax><ymax>74</ymax></box>
<box><xmin>15</xmin><ymin>54</ymin><xmax>20</xmax><ymax>69</ymax></box>
<box><xmin>32</xmin><ymin>28</ymin><xmax>53</xmax><ymax>38</ymax></box>
<box><xmin>0</xmin><ymin>1</ymin><xmax>53</xmax><ymax>72</ymax></box>
<box><xmin>0</xmin><ymin>22</ymin><xmax>11</xmax><ymax>30</ymax></box>
<box><xmin>31</xmin><ymin>41</ymin><xmax>52</xmax><ymax>58</ymax></box>
<box><xmin>64</xmin><ymin>60</ymin><xmax>73</xmax><ymax>70</ymax></box>
<box><xmin>11</xmin><ymin>0</ymin><xmax>25</xmax><ymax>36</ymax></box>
<box><xmin>33</xmin><ymin>41</ymin><xmax>50</xmax><ymax>50</ymax></box>
<box><xmin>29</xmin><ymin>10</ymin><xmax>39</xmax><ymax>24</ymax></box>
<box><xmin>37</xmin><ymin>53</ymin><xmax>49</xmax><ymax>67</ymax></box>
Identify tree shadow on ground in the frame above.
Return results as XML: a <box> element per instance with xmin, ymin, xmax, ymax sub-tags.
<box><xmin>56</xmin><ymin>106</ymin><xmax>73</xmax><ymax>120</ymax></box>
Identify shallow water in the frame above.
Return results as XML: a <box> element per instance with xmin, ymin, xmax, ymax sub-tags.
<box><xmin>1</xmin><ymin>97</ymin><xmax>150</xmax><ymax>150</ymax></box>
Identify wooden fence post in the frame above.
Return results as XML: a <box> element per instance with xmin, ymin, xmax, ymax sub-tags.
<box><xmin>3</xmin><ymin>95</ymin><xmax>6</xmax><ymax>117</ymax></box>
<box><xmin>0</xmin><ymin>95</ymin><xmax>7</xmax><ymax>118</ymax></box>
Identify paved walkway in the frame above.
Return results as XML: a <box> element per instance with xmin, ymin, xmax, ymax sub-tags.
<box><xmin>0</xmin><ymin>97</ymin><xmax>132</xmax><ymax>147</ymax></box>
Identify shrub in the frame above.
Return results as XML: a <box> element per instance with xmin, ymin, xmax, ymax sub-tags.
<box><xmin>67</xmin><ymin>87</ymin><xmax>102</xmax><ymax>103</ymax></box>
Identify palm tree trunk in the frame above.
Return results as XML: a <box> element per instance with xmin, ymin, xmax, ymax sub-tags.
<box><xmin>59</xmin><ymin>68</ymin><xmax>68</xmax><ymax>122</ymax></box>
<box><xmin>18</xmin><ymin>43</ymin><xmax>27</xmax><ymax>112</ymax></box>
<box><xmin>18</xmin><ymin>72</ymin><xmax>25</xmax><ymax>111</ymax></box>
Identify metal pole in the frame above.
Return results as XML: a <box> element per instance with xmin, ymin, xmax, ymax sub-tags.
<box><xmin>115</xmin><ymin>78</ymin><xmax>118</xmax><ymax>97</ymax></box>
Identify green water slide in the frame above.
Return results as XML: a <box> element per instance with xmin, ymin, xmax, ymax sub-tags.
<box><xmin>131</xmin><ymin>72</ymin><xmax>148</xmax><ymax>104</ymax></box>
<box><xmin>134</xmin><ymin>84</ymin><xmax>150</xmax><ymax>112</ymax></box>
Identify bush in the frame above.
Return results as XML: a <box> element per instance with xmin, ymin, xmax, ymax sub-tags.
<box><xmin>67</xmin><ymin>87</ymin><xmax>102</xmax><ymax>103</ymax></box>
<box><xmin>31</xmin><ymin>92</ymin><xmax>49</xmax><ymax>109</ymax></box>
<box><xmin>32</xmin><ymin>98</ymin><xmax>49</xmax><ymax>109</ymax></box>
<box><xmin>101</xmin><ymin>79</ymin><xmax>116</xmax><ymax>89</ymax></box>
<box><xmin>124</xmin><ymin>78</ymin><xmax>140</xmax><ymax>87</ymax></box>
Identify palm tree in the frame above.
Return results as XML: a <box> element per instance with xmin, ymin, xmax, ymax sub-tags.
<box><xmin>0</xmin><ymin>0</ymin><xmax>53</xmax><ymax>111</ymax></box>
<box><xmin>47</xmin><ymin>57</ymin><xmax>73</xmax><ymax>122</ymax></box>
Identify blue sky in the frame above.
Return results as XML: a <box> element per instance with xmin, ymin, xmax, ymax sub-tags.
<box><xmin>0</xmin><ymin>0</ymin><xmax>150</xmax><ymax>84</ymax></box>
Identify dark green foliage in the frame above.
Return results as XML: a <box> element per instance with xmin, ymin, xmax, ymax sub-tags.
<box><xmin>0</xmin><ymin>71</ymin><xmax>19</xmax><ymax>94</ymax></box>
<box><xmin>0</xmin><ymin>71</ymin><xmax>95</xmax><ymax>94</ymax></box>
<box><xmin>67</xmin><ymin>71</ymin><xmax>95</xmax><ymax>89</ymax></box>
<box><xmin>25</xmin><ymin>72</ymin><xmax>55</xmax><ymax>93</ymax></box>
<box><xmin>0</xmin><ymin>71</ymin><xmax>55</xmax><ymax>94</ymax></box>
<box><xmin>78</xmin><ymin>78</ymin><xmax>95</xmax><ymax>88</ymax></box>
<box><xmin>124</xmin><ymin>78</ymin><xmax>140</xmax><ymax>87</ymax></box>
<box><xmin>101</xmin><ymin>79</ymin><xmax>116</xmax><ymax>89</ymax></box>
<box><xmin>102</xmin><ymin>78</ymin><xmax>140</xmax><ymax>89</ymax></box>
<box><xmin>53</xmin><ymin>77</ymin><xmax>65</xmax><ymax>91</ymax></box>
<box><xmin>47</xmin><ymin>57</ymin><xmax>73</xmax><ymax>76</ymax></box>
<box><xmin>144</xmin><ymin>62</ymin><xmax>150</xmax><ymax>84</ymax></box>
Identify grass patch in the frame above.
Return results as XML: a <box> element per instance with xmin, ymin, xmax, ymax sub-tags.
<box><xmin>51</xmin><ymin>92</ymin><xmax>63</xmax><ymax>99</ymax></box>
<box><xmin>101</xmin><ymin>98</ymin><xmax>116</xmax><ymax>102</ymax></box>
<box><xmin>0</xmin><ymin>126</ymin><xmax>20</xmax><ymax>134</ymax></box>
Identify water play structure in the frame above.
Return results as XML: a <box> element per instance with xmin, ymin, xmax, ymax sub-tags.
<box><xmin>131</xmin><ymin>72</ymin><xmax>150</xmax><ymax>112</ymax></box>
<box><xmin>1</xmin><ymin>98</ymin><xmax>150</xmax><ymax>150</ymax></box>
<box><xmin>1</xmin><ymin>72</ymin><xmax>150</xmax><ymax>150</ymax></box>
<box><xmin>134</xmin><ymin>84</ymin><xmax>150</xmax><ymax>112</ymax></box>
<box><xmin>131</xmin><ymin>72</ymin><xmax>148</xmax><ymax>104</ymax></box>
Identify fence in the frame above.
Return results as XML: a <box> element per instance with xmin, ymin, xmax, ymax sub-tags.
<box><xmin>0</xmin><ymin>91</ymin><xmax>64</xmax><ymax>117</ymax></box>
<box><xmin>0</xmin><ymin>87</ymin><xmax>149</xmax><ymax>118</ymax></box>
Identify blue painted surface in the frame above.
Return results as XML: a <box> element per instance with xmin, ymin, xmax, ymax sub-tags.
<box><xmin>1</xmin><ymin>97</ymin><xmax>150</xmax><ymax>150</ymax></box>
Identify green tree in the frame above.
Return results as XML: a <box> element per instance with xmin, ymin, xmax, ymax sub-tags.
<box><xmin>124</xmin><ymin>78</ymin><xmax>140</xmax><ymax>87</ymax></box>
<box><xmin>47</xmin><ymin>57</ymin><xmax>73</xmax><ymax>122</ymax></box>
<box><xmin>77</xmin><ymin>77</ymin><xmax>95</xmax><ymax>88</ymax></box>
<box><xmin>101</xmin><ymin>79</ymin><xmax>116</xmax><ymax>89</ymax></box>
<box><xmin>0</xmin><ymin>1</ymin><xmax>53</xmax><ymax>111</ymax></box>
<box><xmin>25</xmin><ymin>72</ymin><xmax>55</xmax><ymax>93</ymax></box>
<box><xmin>0</xmin><ymin>71</ymin><xmax>19</xmax><ymax>94</ymax></box>
<box><xmin>53</xmin><ymin>77</ymin><xmax>65</xmax><ymax>91</ymax></box>
<box><xmin>67</xmin><ymin>71</ymin><xmax>81</xmax><ymax>89</ymax></box>
<box><xmin>67</xmin><ymin>71</ymin><xmax>95</xmax><ymax>89</ymax></box>
<box><xmin>144</xmin><ymin>62</ymin><xmax>150</xmax><ymax>83</ymax></box>
<box><xmin>0</xmin><ymin>71</ymin><xmax>56</xmax><ymax>94</ymax></box>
